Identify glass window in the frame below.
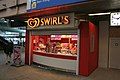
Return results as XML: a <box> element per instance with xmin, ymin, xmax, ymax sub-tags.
<box><xmin>32</xmin><ymin>35</ymin><xmax>77</xmax><ymax>56</ymax></box>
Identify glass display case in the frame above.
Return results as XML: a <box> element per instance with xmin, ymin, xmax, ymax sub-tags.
<box><xmin>32</xmin><ymin>35</ymin><xmax>78</xmax><ymax>56</ymax></box>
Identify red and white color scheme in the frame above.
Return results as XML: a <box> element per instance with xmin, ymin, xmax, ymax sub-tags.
<box><xmin>25</xmin><ymin>13</ymin><xmax>98</xmax><ymax>76</ymax></box>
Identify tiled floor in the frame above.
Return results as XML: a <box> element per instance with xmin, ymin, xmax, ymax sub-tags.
<box><xmin>0</xmin><ymin>50</ymin><xmax>120</xmax><ymax>80</ymax></box>
<box><xmin>0</xmin><ymin>64</ymin><xmax>120</xmax><ymax>80</ymax></box>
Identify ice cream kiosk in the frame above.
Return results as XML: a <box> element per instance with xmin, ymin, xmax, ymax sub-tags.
<box><xmin>25</xmin><ymin>12</ymin><xmax>98</xmax><ymax>76</ymax></box>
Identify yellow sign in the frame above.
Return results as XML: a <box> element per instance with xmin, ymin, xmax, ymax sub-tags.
<box><xmin>27</xmin><ymin>18</ymin><xmax>40</xmax><ymax>28</ymax></box>
<box><xmin>31</xmin><ymin>2</ymin><xmax>37</xmax><ymax>9</ymax></box>
<box><xmin>27</xmin><ymin>16</ymin><xmax>70</xmax><ymax>28</ymax></box>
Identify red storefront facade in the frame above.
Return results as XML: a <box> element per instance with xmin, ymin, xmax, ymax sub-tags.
<box><xmin>25</xmin><ymin>12</ymin><xmax>98</xmax><ymax>76</ymax></box>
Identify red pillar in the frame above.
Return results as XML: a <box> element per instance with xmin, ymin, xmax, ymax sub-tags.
<box><xmin>25</xmin><ymin>30</ymin><xmax>29</xmax><ymax>65</ymax></box>
<box><xmin>79</xmin><ymin>21</ymin><xmax>98</xmax><ymax>76</ymax></box>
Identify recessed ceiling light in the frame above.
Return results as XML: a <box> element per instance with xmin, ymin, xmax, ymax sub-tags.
<box><xmin>88</xmin><ymin>12</ymin><xmax>111</xmax><ymax>16</ymax></box>
<box><xmin>4</xmin><ymin>21</ymin><xmax>7</xmax><ymax>23</ymax></box>
<box><xmin>11</xmin><ymin>20</ymin><xmax>14</xmax><ymax>22</ymax></box>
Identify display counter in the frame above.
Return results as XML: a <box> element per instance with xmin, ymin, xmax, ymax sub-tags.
<box><xmin>32</xmin><ymin>35</ymin><xmax>77</xmax><ymax>55</ymax></box>
<box><xmin>33</xmin><ymin>51</ymin><xmax>77</xmax><ymax>71</ymax></box>
<box><xmin>32</xmin><ymin>35</ymin><xmax>77</xmax><ymax>71</ymax></box>
<box><xmin>33</xmin><ymin>50</ymin><xmax>77</xmax><ymax>60</ymax></box>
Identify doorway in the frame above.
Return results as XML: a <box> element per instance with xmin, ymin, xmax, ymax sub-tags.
<box><xmin>109</xmin><ymin>38</ymin><xmax>120</xmax><ymax>69</ymax></box>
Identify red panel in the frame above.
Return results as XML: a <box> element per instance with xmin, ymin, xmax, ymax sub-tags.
<box><xmin>25</xmin><ymin>30</ymin><xmax>29</xmax><ymax>65</ymax></box>
<box><xmin>30</xmin><ymin>36</ymin><xmax>34</xmax><ymax>64</ymax></box>
<box><xmin>78</xmin><ymin>21</ymin><xmax>98</xmax><ymax>76</ymax></box>
<box><xmin>79</xmin><ymin>22</ymin><xmax>89</xmax><ymax>76</ymax></box>
<box><xmin>88</xmin><ymin>22</ymin><xmax>98</xmax><ymax>74</ymax></box>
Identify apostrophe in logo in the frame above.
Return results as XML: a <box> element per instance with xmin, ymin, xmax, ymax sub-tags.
<box><xmin>32</xmin><ymin>2</ymin><xmax>37</xmax><ymax>9</ymax></box>
<box><xmin>27</xmin><ymin>18</ymin><xmax>40</xmax><ymax>28</ymax></box>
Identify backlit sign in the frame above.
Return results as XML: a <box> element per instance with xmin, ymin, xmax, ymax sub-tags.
<box><xmin>27</xmin><ymin>0</ymin><xmax>87</xmax><ymax>11</ymax></box>
<box><xmin>27</xmin><ymin>15</ymin><xmax>70</xmax><ymax>28</ymax></box>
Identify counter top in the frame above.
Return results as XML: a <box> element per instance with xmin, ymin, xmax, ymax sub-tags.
<box><xmin>33</xmin><ymin>51</ymin><xmax>77</xmax><ymax>60</ymax></box>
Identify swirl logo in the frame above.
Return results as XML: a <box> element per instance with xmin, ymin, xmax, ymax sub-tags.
<box><xmin>27</xmin><ymin>18</ymin><xmax>40</xmax><ymax>28</ymax></box>
<box><xmin>31</xmin><ymin>2</ymin><xmax>36</xmax><ymax>9</ymax></box>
